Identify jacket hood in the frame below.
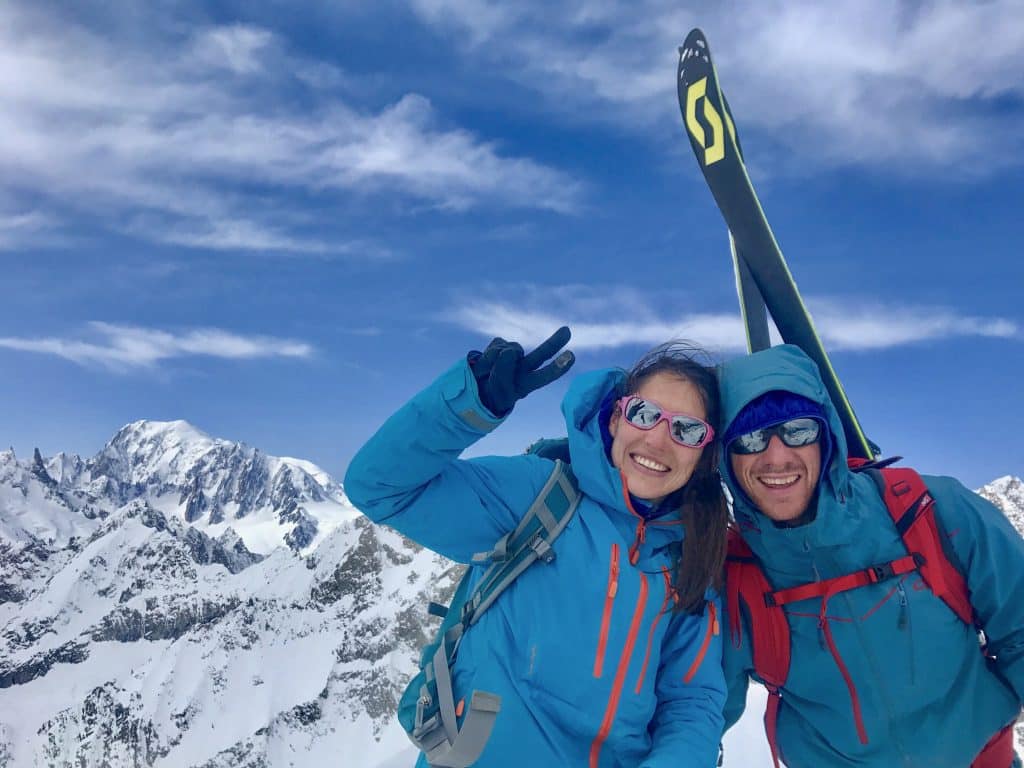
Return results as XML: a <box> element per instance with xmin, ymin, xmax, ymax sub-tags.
<box><xmin>718</xmin><ymin>345</ymin><xmax>857</xmax><ymax>568</ymax></box>
<box><xmin>561</xmin><ymin>367</ymin><xmax>686</xmax><ymax>557</ymax></box>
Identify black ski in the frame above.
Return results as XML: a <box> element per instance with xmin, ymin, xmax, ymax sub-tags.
<box><xmin>676</xmin><ymin>28</ymin><xmax>877</xmax><ymax>459</ymax></box>
<box><xmin>719</xmin><ymin>92</ymin><xmax>772</xmax><ymax>354</ymax></box>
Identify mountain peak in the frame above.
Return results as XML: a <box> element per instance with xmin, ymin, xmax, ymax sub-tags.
<box><xmin>1</xmin><ymin>420</ymin><xmax>356</xmax><ymax>556</ymax></box>
<box><xmin>977</xmin><ymin>475</ymin><xmax>1024</xmax><ymax>537</ymax></box>
<box><xmin>106</xmin><ymin>419</ymin><xmax>221</xmax><ymax>461</ymax></box>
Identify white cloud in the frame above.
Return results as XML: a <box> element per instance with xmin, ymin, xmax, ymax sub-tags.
<box><xmin>186</xmin><ymin>24</ymin><xmax>276</xmax><ymax>75</ymax></box>
<box><xmin>808</xmin><ymin>298</ymin><xmax>1021</xmax><ymax>350</ymax></box>
<box><xmin>446</xmin><ymin>284</ymin><xmax>747</xmax><ymax>353</ymax></box>
<box><xmin>0</xmin><ymin>208</ymin><xmax>59</xmax><ymax>249</ymax></box>
<box><xmin>409</xmin><ymin>0</ymin><xmax>1024</xmax><ymax>175</ymax></box>
<box><xmin>326</xmin><ymin>95</ymin><xmax>581</xmax><ymax>214</ymax></box>
<box><xmin>0</xmin><ymin>322</ymin><xmax>314</xmax><ymax>371</ymax></box>
<box><xmin>446</xmin><ymin>286</ymin><xmax>1021</xmax><ymax>354</ymax></box>
<box><xmin>452</xmin><ymin>301</ymin><xmax>745</xmax><ymax>352</ymax></box>
<box><xmin>0</xmin><ymin>4</ymin><xmax>583</xmax><ymax>253</ymax></box>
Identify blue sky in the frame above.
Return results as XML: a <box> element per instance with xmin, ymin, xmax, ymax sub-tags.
<box><xmin>1</xmin><ymin>0</ymin><xmax>1022</xmax><ymax>490</ymax></box>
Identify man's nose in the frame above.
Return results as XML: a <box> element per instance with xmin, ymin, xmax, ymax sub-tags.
<box><xmin>761</xmin><ymin>434</ymin><xmax>790</xmax><ymax>459</ymax></box>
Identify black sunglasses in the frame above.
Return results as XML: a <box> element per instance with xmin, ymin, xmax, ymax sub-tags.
<box><xmin>729</xmin><ymin>417</ymin><xmax>822</xmax><ymax>455</ymax></box>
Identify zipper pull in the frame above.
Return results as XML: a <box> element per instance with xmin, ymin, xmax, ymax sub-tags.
<box><xmin>897</xmin><ymin>582</ymin><xmax>909</xmax><ymax>630</ymax></box>
<box><xmin>608</xmin><ymin>556</ymin><xmax>620</xmax><ymax>598</ymax></box>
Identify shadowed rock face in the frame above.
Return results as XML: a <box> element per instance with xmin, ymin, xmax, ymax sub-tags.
<box><xmin>88</xmin><ymin>599</ymin><xmax>241</xmax><ymax>643</ymax></box>
<box><xmin>38</xmin><ymin>684</ymin><xmax>172</xmax><ymax>768</ymax></box>
<box><xmin>0</xmin><ymin>640</ymin><xmax>89</xmax><ymax>689</ymax></box>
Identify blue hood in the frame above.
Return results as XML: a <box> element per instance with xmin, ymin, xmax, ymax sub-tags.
<box><xmin>718</xmin><ymin>345</ymin><xmax>861</xmax><ymax>578</ymax></box>
<box><xmin>561</xmin><ymin>367</ymin><xmax>686</xmax><ymax>560</ymax></box>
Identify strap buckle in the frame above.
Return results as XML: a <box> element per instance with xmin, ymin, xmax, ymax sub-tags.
<box><xmin>869</xmin><ymin>563</ymin><xmax>895</xmax><ymax>582</ymax></box>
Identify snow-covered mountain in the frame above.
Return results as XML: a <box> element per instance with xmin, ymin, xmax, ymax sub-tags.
<box><xmin>1</xmin><ymin>420</ymin><xmax>356</xmax><ymax>555</ymax></box>
<box><xmin>0</xmin><ymin>421</ymin><xmax>459</xmax><ymax>767</ymax></box>
<box><xmin>1</xmin><ymin>422</ymin><xmax>1020</xmax><ymax>767</ymax></box>
<box><xmin>979</xmin><ymin>476</ymin><xmax>1024</xmax><ymax>533</ymax></box>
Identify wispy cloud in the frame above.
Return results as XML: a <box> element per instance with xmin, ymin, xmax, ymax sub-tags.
<box><xmin>0</xmin><ymin>208</ymin><xmax>59</xmax><ymax>250</ymax></box>
<box><xmin>446</xmin><ymin>285</ymin><xmax>1021</xmax><ymax>353</ymax></box>
<box><xmin>446</xmin><ymin>284</ymin><xmax>746</xmax><ymax>353</ymax></box>
<box><xmin>809</xmin><ymin>299</ymin><xmax>1021</xmax><ymax>350</ymax></box>
<box><xmin>453</xmin><ymin>301</ymin><xmax>745</xmax><ymax>352</ymax></box>
<box><xmin>0</xmin><ymin>322</ymin><xmax>314</xmax><ymax>371</ymax></box>
<box><xmin>0</xmin><ymin>5</ymin><xmax>582</xmax><ymax>253</ymax></box>
<box><xmin>410</xmin><ymin>0</ymin><xmax>1024</xmax><ymax>175</ymax></box>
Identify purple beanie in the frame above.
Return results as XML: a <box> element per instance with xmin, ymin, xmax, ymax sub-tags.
<box><xmin>724</xmin><ymin>390</ymin><xmax>834</xmax><ymax>473</ymax></box>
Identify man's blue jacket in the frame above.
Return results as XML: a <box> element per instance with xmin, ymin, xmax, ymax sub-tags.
<box><xmin>718</xmin><ymin>345</ymin><xmax>1024</xmax><ymax>767</ymax></box>
<box><xmin>345</xmin><ymin>359</ymin><xmax>725</xmax><ymax>767</ymax></box>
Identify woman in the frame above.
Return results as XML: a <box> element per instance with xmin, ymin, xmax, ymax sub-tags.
<box><xmin>344</xmin><ymin>327</ymin><xmax>728</xmax><ymax>768</ymax></box>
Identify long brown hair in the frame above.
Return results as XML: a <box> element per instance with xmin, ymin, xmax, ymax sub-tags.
<box><xmin>622</xmin><ymin>341</ymin><xmax>727</xmax><ymax>613</ymax></box>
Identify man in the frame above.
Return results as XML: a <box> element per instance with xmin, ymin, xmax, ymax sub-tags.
<box><xmin>718</xmin><ymin>344</ymin><xmax>1024</xmax><ymax>768</ymax></box>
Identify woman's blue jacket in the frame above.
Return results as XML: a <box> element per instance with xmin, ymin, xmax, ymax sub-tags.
<box><xmin>718</xmin><ymin>344</ymin><xmax>1024</xmax><ymax>767</ymax></box>
<box><xmin>344</xmin><ymin>359</ymin><xmax>726</xmax><ymax>767</ymax></box>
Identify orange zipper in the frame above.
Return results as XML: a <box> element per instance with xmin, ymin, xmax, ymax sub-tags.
<box><xmin>593</xmin><ymin>543</ymin><xmax>620</xmax><ymax>679</ymax></box>
<box><xmin>683</xmin><ymin>601</ymin><xmax>719</xmax><ymax>683</ymax></box>
<box><xmin>589</xmin><ymin>572</ymin><xmax>649</xmax><ymax>768</ymax></box>
<box><xmin>619</xmin><ymin>476</ymin><xmax>646</xmax><ymax>566</ymax></box>
<box><xmin>634</xmin><ymin>569</ymin><xmax>673</xmax><ymax>694</ymax></box>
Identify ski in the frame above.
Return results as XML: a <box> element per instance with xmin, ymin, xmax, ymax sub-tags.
<box><xmin>676</xmin><ymin>28</ymin><xmax>877</xmax><ymax>459</ymax></box>
<box><xmin>719</xmin><ymin>91</ymin><xmax>772</xmax><ymax>354</ymax></box>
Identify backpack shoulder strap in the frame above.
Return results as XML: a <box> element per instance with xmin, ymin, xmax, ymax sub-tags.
<box><xmin>726</xmin><ymin>527</ymin><xmax>791</xmax><ymax>768</ymax></box>
<box><xmin>465</xmin><ymin>459</ymin><xmax>580</xmax><ymax>622</ymax></box>
<box><xmin>866</xmin><ymin>467</ymin><xmax>975</xmax><ymax>625</ymax></box>
<box><xmin>725</xmin><ymin>527</ymin><xmax>791</xmax><ymax>688</ymax></box>
<box><xmin>405</xmin><ymin>459</ymin><xmax>581</xmax><ymax>768</ymax></box>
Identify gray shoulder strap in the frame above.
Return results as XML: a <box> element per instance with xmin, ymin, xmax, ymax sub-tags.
<box><xmin>407</xmin><ymin>460</ymin><xmax>581</xmax><ymax>767</ymax></box>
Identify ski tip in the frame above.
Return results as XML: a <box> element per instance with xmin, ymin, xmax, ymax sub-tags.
<box><xmin>682</xmin><ymin>28</ymin><xmax>707</xmax><ymax>49</ymax></box>
<box><xmin>679</xmin><ymin>28</ymin><xmax>710</xmax><ymax>67</ymax></box>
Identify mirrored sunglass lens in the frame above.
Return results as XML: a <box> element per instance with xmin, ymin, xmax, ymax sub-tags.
<box><xmin>781</xmin><ymin>418</ymin><xmax>820</xmax><ymax>446</ymax></box>
<box><xmin>733</xmin><ymin>430</ymin><xmax>769</xmax><ymax>454</ymax></box>
<box><xmin>626</xmin><ymin>399</ymin><xmax>662</xmax><ymax>428</ymax></box>
<box><xmin>671</xmin><ymin>417</ymin><xmax>708</xmax><ymax>446</ymax></box>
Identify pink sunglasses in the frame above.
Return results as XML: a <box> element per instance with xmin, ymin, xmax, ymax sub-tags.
<box><xmin>617</xmin><ymin>395</ymin><xmax>714</xmax><ymax>449</ymax></box>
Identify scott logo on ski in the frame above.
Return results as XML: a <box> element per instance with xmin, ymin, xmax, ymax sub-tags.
<box><xmin>684</xmin><ymin>77</ymin><xmax>725</xmax><ymax>166</ymax></box>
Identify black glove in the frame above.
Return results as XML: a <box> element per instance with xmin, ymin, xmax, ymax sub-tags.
<box><xmin>468</xmin><ymin>326</ymin><xmax>575</xmax><ymax>417</ymax></box>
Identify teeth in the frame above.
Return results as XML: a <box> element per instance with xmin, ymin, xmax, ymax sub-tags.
<box><xmin>761</xmin><ymin>475</ymin><xmax>798</xmax><ymax>487</ymax></box>
<box><xmin>633</xmin><ymin>454</ymin><xmax>668</xmax><ymax>472</ymax></box>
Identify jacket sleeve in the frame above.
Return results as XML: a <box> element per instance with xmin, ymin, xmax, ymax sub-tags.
<box><xmin>343</xmin><ymin>358</ymin><xmax>553</xmax><ymax>563</ymax></box>
<box><xmin>639</xmin><ymin>594</ymin><xmax>727</xmax><ymax>768</ymax></box>
<box><xmin>929</xmin><ymin>474</ymin><xmax>1024</xmax><ymax>702</ymax></box>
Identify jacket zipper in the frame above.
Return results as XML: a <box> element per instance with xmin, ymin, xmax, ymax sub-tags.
<box><xmin>589</xmin><ymin>571</ymin><xmax>649</xmax><ymax>768</ymax></box>
<box><xmin>593</xmin><ymin>542</ymin><xmax>620</xmax><ymax>679</ymax></box>
<box><xmin>634</xmin><ymin>569</ymin><xmax>673</xmax><ymax>694</ymax></box>
<box><xmin>684</xmin><ymin>601</ymin><xmax>719</xmax><ymax>683</ymax></box>
<box><xmin>828</xmin><ymin>552</ymin><xmax>911</xmax><ymax>763</ymax></box>
<box><xmin>896</xmin><ymin>581</ymin><xmax>913</xmax><ymax>684</ymax></box>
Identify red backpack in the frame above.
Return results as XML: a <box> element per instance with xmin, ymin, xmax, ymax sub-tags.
<box><xmin>726</xmin><ymin>464</ymin><xmax>1012</xmax><ymax>768</ymax></box>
